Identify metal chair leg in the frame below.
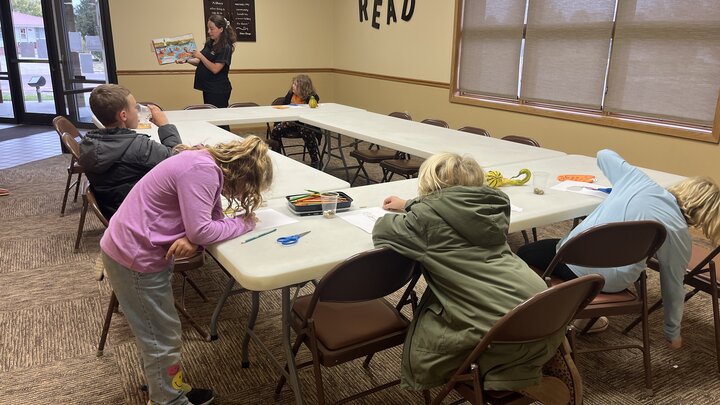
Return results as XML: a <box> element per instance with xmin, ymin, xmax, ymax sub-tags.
<box><xmin>60</xmin><ymin>171</ymin><xmax>73</xmax><ymax>216</ymax></box>
<box><xmin>74</xmin><ymin>196</ymin><xmax>89</xmax><ymax>252</ymax></box>
<box><xmin>97</xmin><ymin>292</ymin><xmax>118</xmax><ymax>356</ymax></box>
<box><xmin>73</xmin><ymin>173</ymin><xmax>82</xmax><ymax>202</ymax></box>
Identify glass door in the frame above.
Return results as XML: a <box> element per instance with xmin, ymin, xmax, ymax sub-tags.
<box><xmin>7</xmin><ymin>0</ymin><xmax>63</xmax><ymax>123</ymax></box>
<box><xmin>0</xmin><ymin>13</ymin><xmax>15</xmax><ymax>120</ymax></box>
<box><xmin>53</xmin><ymin>0</ymin><xmax>115</xmax><ymax>126</ymax></box>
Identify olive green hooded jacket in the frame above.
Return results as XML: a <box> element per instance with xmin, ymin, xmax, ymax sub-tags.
<box><xmin>372</xmin><ymin>185</ymin><xmax>563</xmax><ymax>391</ymax></box>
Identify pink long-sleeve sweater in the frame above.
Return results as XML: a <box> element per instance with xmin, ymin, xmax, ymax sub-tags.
<box><xmin>101</xmin><ymin>149</ymin><xmax>254</xmax><ymax>272</ymax></box>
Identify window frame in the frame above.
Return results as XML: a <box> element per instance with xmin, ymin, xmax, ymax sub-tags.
<box><xmin>449</xmin><ymin>0</ymin><xmax>720</xmax><ymax>144</ymax></box>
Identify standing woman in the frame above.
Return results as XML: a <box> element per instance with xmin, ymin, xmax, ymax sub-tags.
<box><xmin>179</xmin><ymin>14</ymin><xmax>237</xmax><ymax>108</ymax></box>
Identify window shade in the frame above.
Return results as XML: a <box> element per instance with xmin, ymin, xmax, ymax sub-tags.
<box><xmin>605</xmin><ymin>0</ymin><xmax>720</xmax><ymax>125</ymax></box>
<box><xmin>521</xmin><ymin>0</ymin><xmax>615</xmax><ymax>109</ymax></box>
<box><xmin>458</xmin><ymin>0</ymin><xmax>526</xmax><ymax>99</ymax></box>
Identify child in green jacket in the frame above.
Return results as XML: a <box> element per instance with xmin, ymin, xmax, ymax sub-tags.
<box><xmin>373</xmin><ymin>152</ymin><xmax>563</xmax><ymax>391</ymax></box>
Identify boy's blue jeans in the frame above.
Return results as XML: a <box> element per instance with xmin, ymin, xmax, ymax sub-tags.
<box><xmin>102</xmin><ymin>252</ymin><xmax>190</xmax><ymax>405</ymax></box>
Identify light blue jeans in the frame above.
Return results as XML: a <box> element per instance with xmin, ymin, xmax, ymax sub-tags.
<box><xmin>102</xmin><ymin>252</ymin><xmax>190</xmax><ymax>405</ymax></box>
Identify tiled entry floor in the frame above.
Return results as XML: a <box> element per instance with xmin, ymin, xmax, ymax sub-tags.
<box><xmin>0</xmin><ymin>126</ymin><xmax>63</xmax><ymax>170</ymax></box>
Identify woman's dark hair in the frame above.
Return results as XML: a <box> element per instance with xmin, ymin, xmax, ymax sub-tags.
<box><xmin>208</xmin><ymin>14</ymin><xmax>237</xmax><ymax>53</ymax></box>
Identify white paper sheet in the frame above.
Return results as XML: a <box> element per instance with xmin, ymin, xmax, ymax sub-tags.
<box><xmin>338</xmin><ymin>207</ymin><xmax>394</xmax><ymax>234</ymax></box>
<box><xmin>552</xmin><ymin>180</ymin><xmax>610</xmax><ymax>199</ymax></box>
<box><xmin>511</xmin><ymin>204</ymin><xmax>522</xmax><ymax>213</ymax></box>
<box><xmin>252</xmin><ymin>208</ymin><xmax>299</xmax><ymax>231</ymax></box>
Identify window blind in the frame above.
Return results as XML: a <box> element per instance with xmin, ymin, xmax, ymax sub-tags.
<box><xmin>605</xmin><ymin>0</ymin><xmax>720</xmax><ymax>125</ymax></box>
<box><xmin>520</xmin><ymin>0</ymin><xmax>615</xmax><ymax>109</ymax></box>
<box><xmin>458</xmin><ymin>0</ymin><xmax>526</xmax><ymax>99</ymax></box>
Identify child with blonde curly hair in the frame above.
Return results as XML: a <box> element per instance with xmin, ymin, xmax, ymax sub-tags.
<box><xmin>519</xmin><ymin>149</ymin><xmax>720</xmax><ymax>350</ymax></box>
<box><xmin>101</xmin><ymin>135</ymin><xmax>272</xmax><ymax>405</ymax></box>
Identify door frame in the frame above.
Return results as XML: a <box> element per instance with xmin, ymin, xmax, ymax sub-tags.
<box><xmin>0</xmin><ymin>0</ymin><xmax>117</xmax><ymax>126</ymax></box>
<box><xmin>52</xmin><ymin>0</ymin><xmax>117</xmax><ymax>128</ymax></box>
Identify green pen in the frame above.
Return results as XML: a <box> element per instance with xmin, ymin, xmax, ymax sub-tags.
<box><xmin>240</xmin><ymin>228</ymin><xmax>277</xmax><ymax>244</ymax></box>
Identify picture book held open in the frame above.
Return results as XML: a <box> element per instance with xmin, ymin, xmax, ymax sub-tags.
<box><xmin>152</xmin><ymin>34</ymin><xmax>196</xmax><ymax>65</ymax></box>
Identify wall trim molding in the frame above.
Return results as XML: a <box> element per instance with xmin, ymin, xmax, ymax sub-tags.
<box><xmin>116</xmin><ymin>68</ymin><xmax>450</xmax><ymax>89</ymax></box>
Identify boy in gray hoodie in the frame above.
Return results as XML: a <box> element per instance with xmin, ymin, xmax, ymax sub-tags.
<box><xmin>79</xmin><ymin>84</ymin><xmax>182</xmax><ymax>218</ymax></box>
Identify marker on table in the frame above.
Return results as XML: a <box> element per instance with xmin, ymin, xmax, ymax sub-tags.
<box><xmin>241</xmin><ymin>228</ymin><xmax>277</xmax><ymax>244</ymax></box>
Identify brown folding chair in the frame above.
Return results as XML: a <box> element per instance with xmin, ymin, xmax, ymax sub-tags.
<box><xmin>625</xmin><ymin>244</ymin><xmax>720</xmax><ymax>371</ymax></box>
<box><xmin>502</xmin><ymin>135</ymin><xmax>541</xmax><ymax>147</ymax></box>
<box><xmin>184</xmin><ymin>104</ymin><xmax>217</xmax><ymax>110</ymax></box>
<box><xmin>388</xmin><ymin>111</ymin><xmax>412</xmax><ymax>120</ymax></box>
<box><xmin>375</xmin><ymin>112</ymin><xmax>424</xmax><ymax>182</ymax></box>
<box><xmin>57</xmin><ymin>130</ymin><xmax>84</xmax><ymax>216</ymax></box>
<box><xmin>421</xmin><ymin>118</ymin><xmax>449</xmax><ymax>128</ymax></box>
<box><xmin>275</xmin><ymin>247</ymin><xmax>420</xmax><ymax>404</ymax></box>
<box><xmin>74</xmin><ymin>180</ymin><xmax>108</xmax><ymax>252</ymax></box>
<box><xmin>348</xmin><ymin>113</ymin><xmax>404</xmax><ymax>184</ymax></box>
<box><xmin>229</xmin><ymin>102</ymin><xmax>259</xmax><ymax>108</ymax></box>
<box><xmin>458</xmin><ymin>126</ymin><xmax>491</xmax><ymax>137</ymax></box>
<box><xmin>137</xmin><ymin>101</ymin><xmax>164</xmax><ymax>110</ymax></box>
<box><xmin>537</xmin><ymin>221</ymin><xmax>667</xmax><ymax>393</ymax></box>
<box><xmin>429</xmin><ymin>274</ymin><xmax>605</xmax><ymax>405</ymax></box>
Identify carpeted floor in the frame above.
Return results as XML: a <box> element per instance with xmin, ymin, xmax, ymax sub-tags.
<box><xmin>1</xmin><ymin>136</ymin><xmax>719</xmax><ymax>404</ymax></box>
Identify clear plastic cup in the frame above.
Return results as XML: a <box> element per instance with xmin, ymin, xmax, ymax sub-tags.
<box><xmin>321</xmin><ymin>192</ymin><xmax>339</xmax><ymax>218</ymax></box>
<box><xmin>135</xmin><ymin>103</ymin><xmax>152</xmax><ymax>129</ymax></box>
<box><xmin>533</xmin><ymin>171</ymin><xmax>550</xmax><ymax>195</ymax></box>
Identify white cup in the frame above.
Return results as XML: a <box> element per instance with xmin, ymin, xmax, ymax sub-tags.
<box><xmin>321</xmin><ymin>192</ymin><xmax>339</xmax><ymax>218</ymax></box>
<box><xmin>135</xmin><ymin>103</ymin><xmax>152</xmax><ymax>129</ymax></box>
<box><xmin>533</xmin><ymin>171</ymin><xmax>550</xmax><ymax>195</ymax></box>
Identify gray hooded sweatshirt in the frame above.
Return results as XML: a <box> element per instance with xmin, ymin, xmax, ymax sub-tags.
<box><xmin>78</xmin><ymin>124</ymin><xmax>181</xmax><ymax>218</ymax></box>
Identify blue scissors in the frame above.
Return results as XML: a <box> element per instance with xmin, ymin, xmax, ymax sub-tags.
<box><xmin>276</xmin><ymin>231</ymin><xmax>311</xmax><ymax>246</ymax></box>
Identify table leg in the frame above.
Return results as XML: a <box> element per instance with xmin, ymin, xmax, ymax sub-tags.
<box><xmin>241</xmin><ymin>291</ymin><xmax>260</xmax><ymax>368</ymax></box>
<box><xmin>282</xmin><ymin>286</ymin><xmax>304</xmax><ymax>405</ymax></box>
<box><xmin>209</xmin><ymin>277</ymin><xmax>236</xmax><ymax>340</ymax></box>
<box><xmin>320</xmin><ymin>130</ymin><xmax>331</xmax><ymax>171</ymax></box>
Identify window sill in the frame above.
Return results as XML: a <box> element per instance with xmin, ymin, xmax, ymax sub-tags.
<box><xmin>449</xmin><ymin>92</ymin><xmax>720</xmax><ymax>144</ymax></box>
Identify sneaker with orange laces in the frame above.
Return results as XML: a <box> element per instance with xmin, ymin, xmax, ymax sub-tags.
<box><xmin>0</xmin><ymin>188</ymin><xmax>9</xmax><ymax>197</ymax></box>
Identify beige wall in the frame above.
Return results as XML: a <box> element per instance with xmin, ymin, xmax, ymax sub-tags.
<box><xmin>110</xmin><ymin>0</ymin><xmax>335</xmax><ymax>108</ymax></box>
<box><xmin>330</xmin><ymin>1</ymin><xmax>718</xmax><ymax>182</ymax></box>
<box><xmin>332</xmin><ymin>1</ymin><xmax>454</xmax><ymax>82</ymax></box>
<box><xmin>110</xmin><ymin>1</ymin><xmax>719</xmax><ymax>181</ymax></box>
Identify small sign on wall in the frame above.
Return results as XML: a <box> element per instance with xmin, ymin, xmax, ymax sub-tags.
<box><xmin>203</xmin><ymin>0</ymin><xmax>256</xmax><ymax>42</ymax></box>
<box><xmin>359</xmin><ymin>0</ymin><xmax>415</xmax><ymax>29</ymax></box>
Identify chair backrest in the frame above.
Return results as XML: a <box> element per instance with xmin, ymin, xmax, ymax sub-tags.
<box><xmin>184</xmin><ymin>104</ymin><xmax>217</xmax><ymax>110</ymax></box>
<box><xmin>457</xmin><ymin>275</ymin><xmax>605</xmax><ymax>372</ymax></box>
<box><xmin>502</xmin><ymin>135</ymin><xmax>540</xmax><ymax>147</ymax></box>
<box><xmin>229</xmin><ymin>102</ymin><xmax>260</xmax><ymax>108</ymax></box>
<box><xmin>301</xmin><ymin>247</ymin><xmax>417</xmax><ymax>319</ymax></box>
<box><xmin>137</xmin><ymin>101</ymin><xmax>164</xmax><ymax>110</ymax></box>
<box><xmin>458</xmin><ymin>126</ymin><xmax>491</xmax><ymax>137</ymax></box>
<box><xmin>82</xmin><ymin>180</ymin><xmax>109</xmax><ymax>228</ymax></box>
<box><xmin>61</xmin><ymin>132</ymin><xmax>82</xmax><ymax>161</ymax></box>
<box><xmin>91</xmin><ymin>113</ymin><xmax>105</xmax><ymax>129</ymax></box>
<box><xmin>389</xmin><ymin>111</ymin><xmax>412</xmax><ymax>120</ymax></box>
<box><xmin>53</xmin><ymin>116</ymin><xmax>80</xmax><ymax>138</ymax></box>
<box><xmin>421</xmin><ymin>118</ymin><xmax>449</xmax><ymax>128</ymax></box>
<box><xmin>544</xmin><ymin>221</ymin><xmax>667</xmax><ymax>279</ymax></box>
<box><xmin>271</xmin><ymin>97</ymin><xmax>286</xmax><ymax>106</ymax></box>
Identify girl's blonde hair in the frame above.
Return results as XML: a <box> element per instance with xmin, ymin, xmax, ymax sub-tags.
<box><xmin>292</xmin><ymin>74</ymin><xmax>316</xmax><ymax>101</ymax></box>
<box><xmin>417</xmin><ymin>152</ymin><xmax>485</xmax><ymax>197</ymax></box>
<box><xmin>175</xmin><ymin>135</ymin><xmax>273</xmax><ymax>218</ymax></box>
<box><xmin>668</xmin><ymin>176</ymin><xmax>720</xmax><ymax>244</ymax></box>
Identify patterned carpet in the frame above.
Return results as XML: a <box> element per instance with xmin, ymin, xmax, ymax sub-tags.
<box><xmin>1</xmin><ymin>138</ymin><xmax>719</xmax><ymax>404</ymax></box>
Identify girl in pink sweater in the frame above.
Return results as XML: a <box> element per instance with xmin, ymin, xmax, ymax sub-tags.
<box><xmin>101</xmin><ymin>135</ymin><xmax>272</xmax><ymax>405</ymax></box>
